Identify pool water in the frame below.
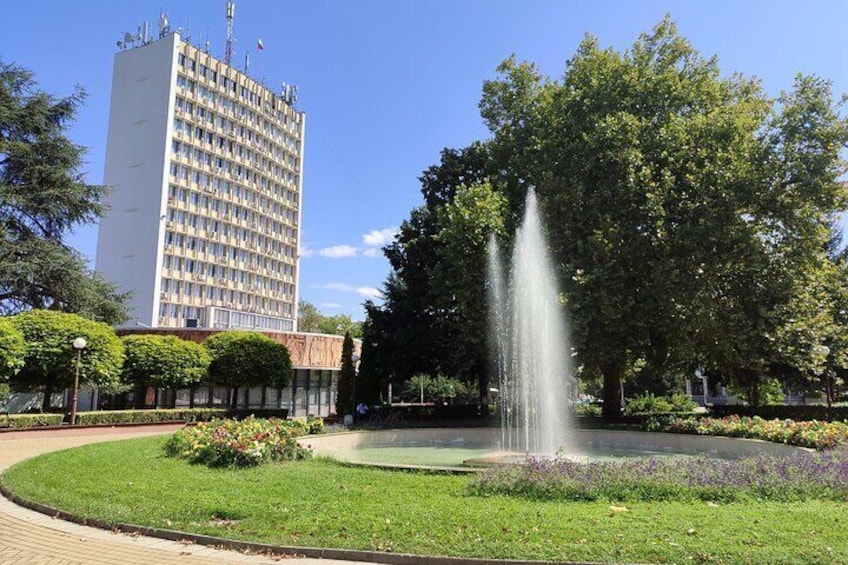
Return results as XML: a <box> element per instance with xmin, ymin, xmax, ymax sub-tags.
<box><xmin>325</xmin><ymin>439</ymin><xmax>714</xmax><ymax>469</ymax></box>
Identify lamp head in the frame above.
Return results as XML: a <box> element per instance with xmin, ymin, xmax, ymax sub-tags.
<box><xmin>72</xmin><ymin>337</ymin><xmax>88</xmax><ymax>350</ymax></box>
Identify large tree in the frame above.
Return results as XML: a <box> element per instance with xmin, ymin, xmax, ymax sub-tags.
<box><xmin>434</xmin><ymin>182</ymin><xmax>507</xmax><ymax>401</ymax></box>
<box><xmin>0</xmin><ymin>61</ymin><xmax>130</xmax><ymax>324</ymax></box>
<box><xmin>479</xmin><ymin>18</ymin><xmax>848</xmax><ymax>414</ymax></box>
<box><xmin>363</xmin><ymin>144</ymin><xmax>494</xmax><ymax>392</ymax></box>
<box><xmin>9</xmin><ymin>310</ymin><xmax>124</xmax><ymax>411</ymax></box>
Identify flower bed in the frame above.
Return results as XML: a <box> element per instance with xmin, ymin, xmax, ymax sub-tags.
<box><xmin>661</xmin><ymin>415</ymin><xmax>848</xmax><ymax>449</ymax></box>
<box><xmin>470</xmin><ymin>449</ymin><xmax>848</xmax><ymax>502</ymax></box>
<box><xmin>164</xmin><ymin>416</ymin><xmax>317</xmax><ymax>467</ymax></box>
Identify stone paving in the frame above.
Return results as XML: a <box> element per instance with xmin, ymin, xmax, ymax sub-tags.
<box><xmin>0</xmin><ymin>426</ymin><xmax>359</xmax><ymax>565</ymax></box>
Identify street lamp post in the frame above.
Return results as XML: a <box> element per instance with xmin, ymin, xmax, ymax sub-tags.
<box><xmin>350</xmin><ymin>353</ymin><xmax>360</xmax><ymax>417</ymax></box>
<box><xmin>814</xmin><ymin>344</ymin><xmax>831</xmax><ymax>406</ymax></box>
<box><xmin>70</xmin><ymin>337</ymin><xmax>87</xmax><ymax>426</ymax></box>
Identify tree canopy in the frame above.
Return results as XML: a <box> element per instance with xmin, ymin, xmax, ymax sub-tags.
<box><xmin>0</xmin><ymin>61</ymin><xmax>130</xmax><ymax>324</ymax></box>
<box><xmin>204</xmin><ymin>331</ymin><xmax>293</xmax><ymax>394</ymax></box>
<box><xmin>0</xmin><ymin>316</ymin><xmax>25</xmax><ymax>384</ymax></box>
<box><xmin>121</xmin><ymin>334</ymin><xmax>209</xmax><ymax>390</ymax></box>
<box><xmin>298</xmin><ymin>300</ymin><xmax>362</xmax><ymax>338</ymax></box>
<box><xmin>358</xmin><ymin>143</ymin><xmax>495</xmax><ymax>400</ymax></box>
<box><xmin>364</xmin><ymin>17</ymin><xmax>848</xmax><ymax>415</ymax></box>
<box><xmin>9</xmin><ymin>310</ymin><xmax>124</xmax><ymax>410</ymax></box>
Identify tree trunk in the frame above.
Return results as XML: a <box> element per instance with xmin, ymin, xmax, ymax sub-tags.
<box><xmin>42</xmin><ymin>382</ymin><xmax>54</xmax><ymax>413</ymax></box>
<box><xmin>750</xmin><ymin>374</ymin><xmax>761</xmax><ymax>407</ymax></box>
<box><xmin>135</xmin><ymin>385</ymin><xmax>146</xmax><ymax>409</ymax></box>
<box><xmin>601</xmin><ymin>363</ymin><xmax>623</xmax><ymax>418</ymax></box>
<box><xmin>823</xmin><ymin>374</ymin><xmax>833</xmax><ymax>409</ymax></box>
<box><xmin>230</xmin><ymin>386</ymin><xmax>239</xmax><ymax>409</ymax></box>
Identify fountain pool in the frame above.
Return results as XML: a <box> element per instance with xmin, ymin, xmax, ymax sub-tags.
<box><xmin>302</xmin><ymin>428</ymin><xmax>808</xmax><ymax>471</ymax></box>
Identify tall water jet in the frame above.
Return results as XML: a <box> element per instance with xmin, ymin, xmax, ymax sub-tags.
<box><xmin>488</xmin><ymin>189</ymin><xmax>575</xmax><ymax>457</ymax></box>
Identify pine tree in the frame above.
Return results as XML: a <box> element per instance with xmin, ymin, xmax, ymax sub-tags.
<box><xmin>0</xmin><ymin>61</ymin><xmax>130</xmax><ymax>323</ymax></box>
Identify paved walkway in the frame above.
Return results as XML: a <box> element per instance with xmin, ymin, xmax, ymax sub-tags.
<box><xmin>0</xmin><ymin>426</ymin><xmax>358</xmax><ymax>565</ymax></box>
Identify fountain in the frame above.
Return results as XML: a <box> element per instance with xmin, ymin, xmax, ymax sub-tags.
<box><xmin>488</xmin><ymin>189</ymin><xmax>576</xmax><ymax>459</ymax></box>
<box><xmin>303</xmin><ymin>192</ymin><xmax>808</xmax><ymax>469</ymax></box>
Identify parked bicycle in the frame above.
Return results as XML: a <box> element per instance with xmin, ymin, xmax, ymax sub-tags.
<box><xmin>367</xmin><ymin>406</ymin><xmax>404</xmax><ymax>428</ymax></box>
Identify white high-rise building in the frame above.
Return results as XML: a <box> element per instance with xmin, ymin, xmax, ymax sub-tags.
<box><xmin>96</xmin><ymin>31</ymin><xmax>304</xmax><ymax>331</ymax></box>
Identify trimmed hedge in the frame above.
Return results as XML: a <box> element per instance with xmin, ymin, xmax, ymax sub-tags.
<box><xmin>0</xmin><ymin>408</ymin><xmax>292</xmax><ymax>429</ymax></box>
<box><xmin>226</xmin><ymin>408</ymin><xmax>290</xmax><ymax>420</ymax></box>
<box><xmin>711</xmin><ymin>404</ymin><xmax>848</xmax><ymax>423</ymax></box>
<box><xmin>74</xmin><ymin>408</ymin><xmax>289</xmax><ymax>426</ymax></box>
<box><xmin>75</xmin><ymin>408</ymin><xmax>227</xmax><ymax>425</ymax></box>
<box><xmin>1</xmin><ymin>413</ymin><xmax>64</xmax><ymax>428</ymax></box>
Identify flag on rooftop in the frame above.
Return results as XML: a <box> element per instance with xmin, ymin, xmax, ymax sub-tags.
<box><xmin>257</xmin><ymin>38</ymin><xmax>264</xmax><ymax>51</ymax></box>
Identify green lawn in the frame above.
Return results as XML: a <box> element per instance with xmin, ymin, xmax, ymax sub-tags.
<box><xmin>3</xmin><ymin>436</ymin><xmax>847</xmax><ymax>564</ymax></box>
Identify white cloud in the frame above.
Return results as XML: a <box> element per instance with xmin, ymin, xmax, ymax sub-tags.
<box><xmin>356</xmin><ymin>286</ymin><xmax>383</xmax><ymax>299</ymax></box>
<box><xmin>320</xmin><ymin>302</ymin><xmax>343</xmax><ymax>309</ymax></box>
<box><xmin>317</xmin><ymin>245</ymin><xmax>359</xmax><ymax>259</ymax></box>
<box><xmin>362</xmin><ymin>247</ymin><xmax>380</xmax><ymax>258</ymax></box>
<box><xmin>315</xmin><ymin>282</ymin><xmax>356</xmax><ymax>292</ymax></box>
<box><xmin>299</xmin><ymin>244</ymin><xmax>314</xmax><ymax>258</ymax></box>
<box><xmin>362</xmin><ymin>227</ymin><xmax>398</xmax><ymax>247</ymax></box>
<box><xmin>312</xmin><ymin>283</ymin><xmax>383</xmax><ymax>300</ymax></box>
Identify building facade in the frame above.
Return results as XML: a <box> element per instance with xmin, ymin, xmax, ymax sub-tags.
<box><xmin>96</xmin><ymin>31</ymin><xmax>304</xmax><ymax>332</ymax></box>
<box><xmin>116</xmin><ymin>329</ymin><xmax>356</xmax><ymax>418</ymax></box>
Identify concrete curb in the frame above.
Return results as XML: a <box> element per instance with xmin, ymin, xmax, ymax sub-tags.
<box><xmin>0</xmin><ymin>482</ymin><xmax>630</xmax><ymax>565</ymax></box>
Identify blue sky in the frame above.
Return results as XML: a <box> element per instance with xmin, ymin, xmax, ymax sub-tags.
<box><xmin>1</xmin><ymin>1</ymin><xmax>846</xmax><ymax>321</ymax></box>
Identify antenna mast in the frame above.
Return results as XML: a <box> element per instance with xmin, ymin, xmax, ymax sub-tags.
<box><xmin>225</xmin><ymin>1</ymin><xmax>235</xmax><ymax>65</ymax></box>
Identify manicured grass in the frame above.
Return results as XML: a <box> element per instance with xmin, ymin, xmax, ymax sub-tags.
<box><xmin>3</xmin><ymin>436</ymin><xmax>848</xmax><ymax>564</ymax></box>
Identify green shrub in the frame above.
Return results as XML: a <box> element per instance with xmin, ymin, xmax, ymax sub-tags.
<box><xmin>575</xmin><ymin>403</ymin><xmax>602</xmax><ymax>416</ymax></box>
<box><xmin>623</xmin><ymin>393</ymin><xmax>672</xmax><ymax>415</ymax></box>
<box><xmin>1</xmin><ymin>413</ymin><xmax>64</xmax><ymax>428</ymax></box>
<box><xmin>305</xmin><ymin>416</ymin><xmax>325</xmax><ymax>434</ymax></box>
<box><xmin>164</xmin><ymin>416</ymin><xmax>317</xmax><ymax>467</ymax></box>
<box><xmin>623</xmin><ymin>393</ymin><xmax>698</xmax><ymax>416</ymax></box>
<box><xmin>668</xmin><ymin>393</ymin><xmax>698</xmax><ymax>412</ymax></box>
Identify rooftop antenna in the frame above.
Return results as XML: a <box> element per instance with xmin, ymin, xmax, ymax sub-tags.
<box><xmin>225</xmin><ymin>0</ymin><xmax>235</xmax><ymax>65</ymax></box>
<box><xmin>245</xmin><ymin>51</ymin><xmax>250</xmax><ymax>75</ymax></box>
<box><xmin>158</xmin><ymin>11</ymin><xmax>170</xmax><ymax>38</ymax></box>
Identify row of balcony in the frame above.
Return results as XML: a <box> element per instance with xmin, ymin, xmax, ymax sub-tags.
<box><xmin>172</xmin><ymin>110</ymin><xmax>301</xmax><ymax>172</ymax></box>
<box><xmin>165</xmin><ymin>194</ymin><xmax>298</xmax><ymax>228</ymax></box>
<box><xmin>162</xmin><ymin>236</ymin><xmax>298</xmax><ymax>265</ymax></box>
<box><xmin>160</xmin><ymin>261</ymin><xmax>296</xmax><ymax>283</ymax></box>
